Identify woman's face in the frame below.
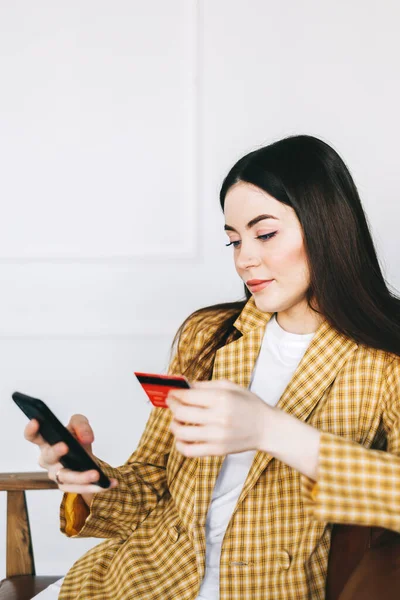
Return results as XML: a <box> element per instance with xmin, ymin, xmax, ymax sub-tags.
<box><xmin>223</xmin><ymin>181</ymin><xmax>313</xmax><ymax>322</ymax></box>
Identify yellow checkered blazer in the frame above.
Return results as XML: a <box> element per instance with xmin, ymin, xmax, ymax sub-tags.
<box><xmin>58</xmin><ymin>296</ymin><xmax>400</xmax><ymax>599</ymax></box>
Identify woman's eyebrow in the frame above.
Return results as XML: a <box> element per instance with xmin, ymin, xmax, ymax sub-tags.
<box><xmin>224</xmin><ymin>214</ymin><xmax>279</xmax><ymax>232</ymax></box>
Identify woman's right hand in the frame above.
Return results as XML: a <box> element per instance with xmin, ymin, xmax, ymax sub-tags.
<box><xmin>24</xmin><ymin>414</ymin><xmax>118</xmax><ymax>506</ymax></box>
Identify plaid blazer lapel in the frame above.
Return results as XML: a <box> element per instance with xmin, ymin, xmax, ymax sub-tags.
<box><xmin>231</xmin><ymin>300</ymin><xmax>359</xmax><ymax>518</ymax></box>
<box><xmin>193</xmin><ymin>299</ymin><xmax>272</xmax><ymax>539</ymax></box>
<box><xmin>192</xmin><ymin>328</ymin><xmax>265</xmax><ymax>569</ymax></box>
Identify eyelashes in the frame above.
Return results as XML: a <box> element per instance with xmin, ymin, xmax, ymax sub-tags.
<box><xmin>225</xmin><ymin>231</ymin><xmax>278</xmax><ymax>248</ymax></box>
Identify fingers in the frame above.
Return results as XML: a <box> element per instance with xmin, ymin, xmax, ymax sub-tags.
<box><xmin>167</xmin><ymin>390</ymin><xmax>211</xmax><ymax>408</ymax></box>
<box><xmin>38</xmin><ymin>441</ymin><xmax>69</xmax><ymax>470</ymax></box>
<box><xmin>67</xmin><ymin>414</ymin><xmax>94</xmax><ymax>445</ymax></box>
<box><xmin>191</xmin><ymin>379</ymin><xmax>237</xmax><ymax>389</ymax></box>
<box><xmin>51</xmin><ymin>468</ymin><xmax>118</xmax><ymax>494</ymax></box>
<box><xmin>57</xmin><ymin>481</ymin><xmax>118</xmax><ymax>494</ymax></box>
<box><xmin>169</xmin><ymin>404</ymin><xmax>208</xmax><ymax>425</ymax></box>
<box><xmin>168</xmin><ymin>381</ymin><xmax>235</xmax><ymax>407</ymax></box>
<box><xmin>23</xmin><ymin>416</ymin><xmax>114</xmax><ymax>494</ymax></box>
<box><xmin>49</xmin><ymin>466</ymin><xmax>101</xmax><ymax>485</ymax></box>
<box><xmin>48</xmin><ymin>462</ymin><xmax>119</xmax><ymax>493</ymax></box>
<box><xmin>175</xmin><ymin>440</ymin><xmax>217</xmax><ymax>457</ymax></box>
<box><xmin>24</xmin><ymin>419</ymin><xmax>47</xmax><ymax>446</ymax></box>
<box><xmin>170</xmin><ymin>421</ymin><xmax>219</xmax><ymax>443</ymax></box>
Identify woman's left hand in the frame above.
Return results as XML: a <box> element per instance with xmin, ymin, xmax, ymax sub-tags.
<box><xmin>166</xmin><ymin>379</ymin><xmax>269</xmax><ymax>457</ymax></box>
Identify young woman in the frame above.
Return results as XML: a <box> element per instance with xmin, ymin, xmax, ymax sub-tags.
<box><xmin>26</xmin><ymin>134</ymin><xmax>400</xmax><ymax>599</ymax></box>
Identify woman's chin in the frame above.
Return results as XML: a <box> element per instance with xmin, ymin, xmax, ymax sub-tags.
<box><xmin>253</xmin><ymin>296</ymin><xmax>278</xmax><ymax>314</ymax></box>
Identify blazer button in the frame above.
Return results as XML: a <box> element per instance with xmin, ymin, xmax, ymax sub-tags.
<box><xmin>168</xmin><ymin>525</ymin><xmax>180</xmax><ymax>543</ymax></box>
<box><xmin>276</xmin><ymin>550</ymin><xmax>291</xmax><ymax>570</ymax></box>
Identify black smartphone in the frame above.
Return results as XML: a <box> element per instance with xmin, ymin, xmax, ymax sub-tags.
<box><xmin>12</xmin><ymin>391</ymin><xmax>111</xmax><ymax>489</ymax></box>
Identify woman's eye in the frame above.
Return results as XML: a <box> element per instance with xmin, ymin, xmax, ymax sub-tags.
<box><xmin>256</xmin><ymin>232</ymin><xmax>277</xmax><ymax>242</ymax></box>
<box><xmin>225</xmin><ymin>231</ymin><xmax>277</xmax><ymax>248</ymax></box>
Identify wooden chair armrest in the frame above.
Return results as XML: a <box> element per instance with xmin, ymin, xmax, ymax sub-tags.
<box><xmin>0</xmin><ymin>472</ymin><xmax>57</xmax><ymax>492</ymax></box>
<box><xmin>0</xmin><ymin>472</ymin><xmax>58</xmax><ymax>578</ymax></box>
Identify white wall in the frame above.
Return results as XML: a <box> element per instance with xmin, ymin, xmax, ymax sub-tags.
<box><xmin>1</xmin><ymin>0</ymin><xmax>399</xmax><ymax>579</ymax></box>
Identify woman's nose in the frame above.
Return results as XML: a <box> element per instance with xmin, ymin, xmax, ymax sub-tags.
<box><xmin>236</xmin><ymin>248</ymin><xmax>262</xmax><ymax>270</ymax></box>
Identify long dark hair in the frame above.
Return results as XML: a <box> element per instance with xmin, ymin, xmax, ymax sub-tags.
<box><xmin>171</xmin><ymin>134</ymin><xmax>400</xmax><ymax>379</ymax></box>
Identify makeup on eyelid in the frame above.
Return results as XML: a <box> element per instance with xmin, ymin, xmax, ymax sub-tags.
<box><xmin>225</xmin><ymin>231</ymin><xmax>278</xmax><ymax>247</ymax></box>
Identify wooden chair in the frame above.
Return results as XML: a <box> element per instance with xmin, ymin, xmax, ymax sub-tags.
<box><xmin>326</xmin><ymin>523</ymin><xmax>400</xmax><ymax>600</ymax></box>
<box><xmin>0</xmin><ymin>472</ymin><xmax>62</xmax><ymax>600</ymax></box>
<box><xmin>2</xmin><ymin>471</ymin><xmax>400</xmax><ymax>600</ymax></box>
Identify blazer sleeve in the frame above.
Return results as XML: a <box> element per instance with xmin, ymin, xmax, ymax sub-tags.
<box><xmin>60</xmin><ymin>312</ymin><xmax>205</xmax><ymax>540</ymax></box>
<box><xmin>301</xmin><ymin>356</ymin><xmax>400</xmax><ymax>533</ymax></box>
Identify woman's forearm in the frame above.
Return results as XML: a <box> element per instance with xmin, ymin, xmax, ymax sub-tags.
<box><xmin>257</xmin><ymin>404</ymin><xmax>321</xmax><ymax>481</ymax></box>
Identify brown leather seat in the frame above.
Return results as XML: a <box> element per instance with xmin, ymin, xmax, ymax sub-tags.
<box><xmin>326</xmin><ymin>524</ymin><xmax>400</xmax><ymax>600</ymax></box>
<box><xmin>0</xmin><ymin>577</ymin><xmax>61</xmax><ymax>600</ymax></box>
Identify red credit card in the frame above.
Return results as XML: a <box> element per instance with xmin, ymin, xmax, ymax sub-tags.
<box><xmin>134</xmin><ymin>372</ymin><xmax>191</xmax><ymax>408</ymax></box>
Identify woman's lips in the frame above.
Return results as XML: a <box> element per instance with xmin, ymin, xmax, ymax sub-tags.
<box><xmin>246</xmin><ymin>279</ymin><xmax>274</xmax><ymax>292</ymax></box>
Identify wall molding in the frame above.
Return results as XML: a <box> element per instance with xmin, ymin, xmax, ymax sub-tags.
<box><xmin>0</xmin><ymin>0</ymin><xmax>201</xmax><ymax>263</ymax></box>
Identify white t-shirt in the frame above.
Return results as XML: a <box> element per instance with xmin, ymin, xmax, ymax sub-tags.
<box><xmin>195</xmin><ymin>313</ymin><xmax>316</xmax><ymax>599</ymax></box>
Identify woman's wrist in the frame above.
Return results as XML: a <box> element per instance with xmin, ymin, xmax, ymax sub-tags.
<box><xmin>256</xmin><ymin>403</ymin><xmax>282</xmax><ymax>454</ymax></box>
<box><xmin>257</xmin><ymin>403</ymin><xmax>321</xmax><ymax>481</ymax></box>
